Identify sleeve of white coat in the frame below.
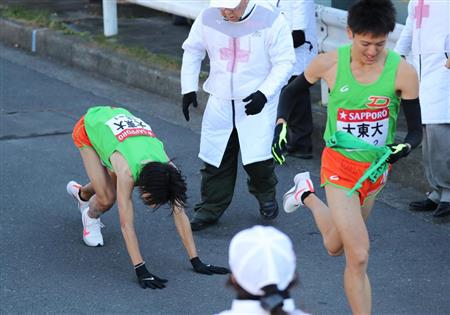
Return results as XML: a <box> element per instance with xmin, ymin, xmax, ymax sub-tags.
<box><xmin>258</xmin><ymin>15</ymin><xmax>295</xmax><ymax>100</ymax></box>
<box><xmin>181</xmin><ymin>11</ymin><xmax>206</xmax><ymax>95</ymax></box>
<box><xmin>291</xmin><ymin>0</ymin><xmax>308</xmax><ymax>31</ymax></box>
<box><xmin>394</xmin><ymin>1</ymin><xmax>414</xmax><ymax>56</ymax></box>
<box><xmin>276</xmin><ymin>1</ymin><xmax>293</xmax><ymax>30</ymax></box>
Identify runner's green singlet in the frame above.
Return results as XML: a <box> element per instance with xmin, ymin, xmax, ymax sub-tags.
<box><xmin>84</xmin><ymin>106</ymin><xmax>169</xmax><ymax>182</ymax></box>
<box><xmin>324</xmin><ymin>45</ymin><xmax>401</xmax><ymax>162</ymax></box>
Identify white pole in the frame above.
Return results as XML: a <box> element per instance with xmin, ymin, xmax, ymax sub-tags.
<box><xmin>103</xmin><ymin>0</ymin><xmax>118</xmax><ymax>37</ymax></box>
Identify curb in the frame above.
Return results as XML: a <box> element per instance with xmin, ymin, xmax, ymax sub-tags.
<box><xmin>0</xmin><ymin>17</ymin><xmax>429</xmax><ymax>193</ymax></box>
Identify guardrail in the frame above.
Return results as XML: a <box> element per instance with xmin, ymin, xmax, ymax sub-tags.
<box><xmin>102</xmin><ymin>0</ymin><xmax>405</xmax><ymax>104</ymax></box>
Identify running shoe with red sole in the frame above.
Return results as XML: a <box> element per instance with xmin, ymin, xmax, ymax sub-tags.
<box><xmin>283</xmin><ymin>172</ymin><xmax>315</xmax><ymax>213</ymax></box>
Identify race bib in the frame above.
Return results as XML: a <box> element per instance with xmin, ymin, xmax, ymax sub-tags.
<box><xmin>105</xmin><ymin>114</ymin><xmax>155</xmax><ymax>142</ymax></box>
<box><xmin>336</xmin><ymin>107</ymin><xmax>389</xmax><ymax>146</ymax></box>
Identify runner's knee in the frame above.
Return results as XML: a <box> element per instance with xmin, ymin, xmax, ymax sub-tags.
<box><xmin>346</xmin><ymin>248</ymin><xmax>369</xmax><ymax>270</ymax></box>
<box><xmin>327</xmin><ymin>247</ymin><xmax>344</xmax><ymax>257</ymax></box>
<box><xmin>95</xmin><ymin>191</ymin><xmax>116</xmax><ymax>211</ymax></box>
<box><xmin>323</xmin><ymin>236</ymin><xmax>343</xmax><ymax>256</ymax></box>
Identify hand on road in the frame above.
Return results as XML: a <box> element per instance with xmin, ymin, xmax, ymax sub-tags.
<box><xmin>190</xmin><ymin>257</ymin><xmax>230</xmax><ymax>275</ymax></box>
<box><xmin>134</xmin><ymin>262</ymin><xmax>168</xmax><ymax>289</ymax></box>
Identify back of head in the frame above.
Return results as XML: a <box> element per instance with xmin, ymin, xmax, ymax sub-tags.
<box><xmin>138</xmin><ymin>162</ymin><xmax>187</xmax><ymax>208</ymax></box>
<box><xmin>229</xmin><ymin>225</ymin><xmax>296</xmax><ymax>296</ymax></box>
<box><xmin>347</xmin><ymin>0</ymin><xmax>396</xmax><ymax>36</ymax></box>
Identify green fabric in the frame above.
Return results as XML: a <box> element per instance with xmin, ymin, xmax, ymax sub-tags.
<box><xmin>324</xmin><ymin>45</ymin><xmax>401</xmax><ymax>162</ymax></box>
<box><xmin>84</xmin><ymin>106</ymin><xmax>168</xmax><ymax>182</ymax></box>
<box><xmin>326</xmin><ymin>131</ymin><xmax>392</xmax><ymax>196</ymax></box>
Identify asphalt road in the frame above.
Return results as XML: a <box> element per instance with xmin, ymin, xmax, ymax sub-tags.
<box><xmin>1</xmin><ymin>43</ymin><xmax>449</xmax><ymax>315</ymax></box>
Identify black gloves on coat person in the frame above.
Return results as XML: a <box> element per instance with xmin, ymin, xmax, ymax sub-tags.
<box><xmin>386</xmin><ymin>143</ymin><xmax>411</xmax><ymax>164</ymax></box>
<box><xmin>292</xmin><ymin>30</ymin><xmax>306</xmax><ymax>48</ymax></box>
<box><xmin>190</xmin><ymin>257</ymin><xmax>230</xmax><ymax>275</ymax></box>
<box><xmin>134</xmin><ymin>262</ymin><xmax>168</xmax><ymax>289</ymax></box>
<box><xmin>243</xmin><ymin>90</ymin><xmax>267</xmax><ymax>115</ymax></box>
<box><xmin>182</xmin><ymin>91</ymin><xmax>198</xmax><ymax>121</ymax></box>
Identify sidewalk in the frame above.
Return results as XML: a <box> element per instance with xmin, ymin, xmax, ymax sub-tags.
<box><xmin>0</xmin><ymin>2</ymin><xmax>427</xmax><ymax>193</ymax></box>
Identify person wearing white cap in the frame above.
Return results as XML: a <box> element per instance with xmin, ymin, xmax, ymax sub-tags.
<box><xmin>215</xmin><ymin>225</ymin><xmax>310</xmax><ymax>315</ymax></box>
<box><xmin>181</xmin><ymin>0</ymin><xmax>295</xmax><ymax>230</ymax></box>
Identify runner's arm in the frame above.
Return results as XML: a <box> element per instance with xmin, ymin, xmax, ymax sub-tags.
<box><xmin>276</xmin><ymin>52</ymin><xmax>336</xmax><ymax>124</ymax></box>
<box><xmin>396</xmin><ymin>60</ymin><xmax>422</xmax><ymax>151</ymax></box>
<box><xmin>111</xmin><ymin>154</ymin><xmax>144</xmax><ymax>266</ymax></box>
<box><xmin>172</xmin><ymin>205</ymin><xmax>198</xmax><ymax>259</ymax></box>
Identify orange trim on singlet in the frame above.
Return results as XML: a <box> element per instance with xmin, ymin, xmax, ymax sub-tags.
<box><xmin>72</xmin><ymin>115</ymin><xmax>92</xmax><ymax>148</ymax></box>
<box><xmin>320</xmin><ymin>147</ymin><xmax>390</xmax><ymax>205</ymax></box>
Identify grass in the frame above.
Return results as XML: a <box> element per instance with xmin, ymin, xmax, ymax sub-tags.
<box><xmin>0</xmin><ymin>5</ymin><xmax>51</xmax><ymax>26</ymax></box>
<box><xmin>0</xmin><ymin>5</ymin><xmax>187</xmax><ymax>73</ymax></box>
<box><xmin>0</xmin><ymin>5</ymin><xmax>77</xmax><ymax>34</ymax></box>
<box><xmin>92</xmin><ymin>35</ymin><xmax>182</xmax><ymax>72</ymax></box>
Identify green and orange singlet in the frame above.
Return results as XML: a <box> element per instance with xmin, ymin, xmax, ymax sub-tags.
<box><xmin>84</xmin><ymin>106</ymin><xmax>169</xmax><ymax>182</ymax></box>
<box><xmin>324</xmin><ymin>45</ymin><xmax>401</xmax><ymax>162</ymax></box>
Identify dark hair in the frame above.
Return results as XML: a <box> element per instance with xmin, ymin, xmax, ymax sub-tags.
<box><xmin>137</xmin><ymin>161</ymin><xmax>187</xmax><ymax>209</ymax></box>
<box><xmin>347</xmin><ymin>0</ymin><xmax>396</xmax><ymax>37</ymax></box>
<box><xmin>226</xmin><ymin>275</ymin><xmax>299</xmax><ymax>315</ymax></box>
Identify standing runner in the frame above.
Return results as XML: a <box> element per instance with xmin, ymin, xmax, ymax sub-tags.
<box><xmin>67</xmin><ymin>106</ymin><xmax>229</xmax><ymax>289</ymax></box>
<box><xmin>272</xmin><ymin>0</ymin><xmax>422</xmax><ymax>313</ymax></box>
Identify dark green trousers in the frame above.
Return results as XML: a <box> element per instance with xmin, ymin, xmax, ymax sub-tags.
<box><xmin>193</xmin><ymin>129</ymin><xmax>277</xmax><ymax>222</ymax></box>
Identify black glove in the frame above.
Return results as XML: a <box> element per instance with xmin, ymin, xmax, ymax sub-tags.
<box><xmin>386</xmin><ymin>143</ymin><xmax>411</xmax><ymax>164</ymax></box>
<box><xmin>243</xmin><ymin>91</ymin><xmax>267</xmax><ymax>115</ymax></box>
<box><xmin>292</xmin><ymin>30</ymin><xmax>305</xmax><ymax>48</ymax></box>
<box><xmin>190</xmin><ymin>257</ymin><xmax>230</xmax><ymax>275</ymax></box>
<box><xmin>272</xmin><ymin>123</ymin><xmax>288</xmax><ymax>165</ymax></box>
<box><xmin>134</xmin><ymin>262</ymin><xmax>168</xmax><ymax>289</ymax></box>
<box><xmin>182</xmin><ymin>91</ymin><xmax>198</xmax><ymax>121</ymax></box>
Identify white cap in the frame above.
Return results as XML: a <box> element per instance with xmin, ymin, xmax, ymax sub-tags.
<box><xmin>210</xmin><ymin>0</ymin><xmax>241</xmax><ymax>9</ymax></box>
<box><xmin>228</xmin><ymin>225</ymin><xmax>296</xmax><ymax>296</ymax></box>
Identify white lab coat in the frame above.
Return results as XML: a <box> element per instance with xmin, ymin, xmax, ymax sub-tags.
<box><xmin>394</xmin><ymin>0</ymin><xmax>450</xmax><ymax>124</ymax></box>
<box><xmin>181</xmin><ymin>3</ymin><xmax>295</xmax><ymax>166</ymax></box>
<box><xmin>273</xmin><ymin>0</ymin><xmax>318</xmax><ymax>75</ymax></box>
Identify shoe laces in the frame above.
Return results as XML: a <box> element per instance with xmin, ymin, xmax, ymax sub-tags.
<box><xmin>85</xmin><ymin>215</ymin><xmax>105</xmax><ymax>229</ymax></box>
<box><xmin>89</xmin><ymin>220</ymin><xmax>105</xmax><ymax>229</ymax></box>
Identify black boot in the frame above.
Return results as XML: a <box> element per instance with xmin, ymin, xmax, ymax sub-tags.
<box><xmin>409</xmin><ymin>198</ymin><xmax>438</xmax><ymax>212</ymax></box>
<box><xmin>433</xmin><ymin>202</ymin><xmax>450</xmax><ymax>217</ymax></box>
<box><xmin>259</xmin><ymin>200</ymin><xmax>279</xmax><ymax>220</ymax></box>
<box><xmin>189</xmin><ymin>217</ymin><xmax>217</xmax><ymax>231</ymax></box>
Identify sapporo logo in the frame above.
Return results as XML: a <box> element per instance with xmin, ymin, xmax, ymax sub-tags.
<box><xmin>366</xmin><ymin>96</ymin><xmax>390</xmax><ymax>108</ymax></box>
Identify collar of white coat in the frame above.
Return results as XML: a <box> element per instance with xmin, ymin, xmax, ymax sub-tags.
<box><xmin>241</xmin><ymin>0</ymin><xmax>256</xmax><ymax>20</ymax></box>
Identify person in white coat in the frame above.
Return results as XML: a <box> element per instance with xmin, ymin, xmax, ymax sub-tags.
<box><xmin>273</xmin><ymin>0</ymin><xmax>318</xmax><ymax>159</ymax></box>
<box><xmin>395</xmin><ymin>0</ymin><xmax>450</xmax><ymax>218</ymax></box>
<box><xmin>181</xmin><ymin>0</ymin><xmax>295</xmax><ymax>230</ymax></box>
<box><xmin>215</xmin><ymin>225</ymin><xmax>310</xmax><ymax>315</ymax></box>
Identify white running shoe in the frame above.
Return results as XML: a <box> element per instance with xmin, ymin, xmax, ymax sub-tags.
<box><xmin>81</xmin><ymin>208</ymin><xmax>104</xmax><ymax>247</ymax></box>
<box><xmin>66</xmin><ymin>180</ymin><xmax>89</xmax><ymax>213</ymax></box>
<box><xmin>66</xmin><ymin>180</ymin><xmax>104</xmax><ymax>246</ymax></box>
<box><xmin>283</xmin><ymin>172</ymin><xmax>315</xmax><ymax>213</ymax></box>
